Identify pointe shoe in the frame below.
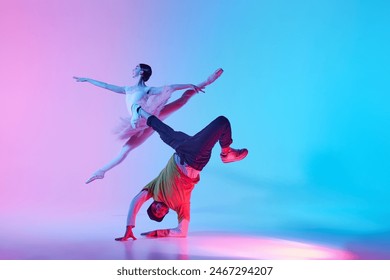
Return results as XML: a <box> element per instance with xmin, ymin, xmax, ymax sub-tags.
<box><xmin>85</xmin><ymin>170</ymin><xmax>105</xmax><ymax>184</ymax></box>
<box><xmin>206</xmin><ymin>68</ymin><xmax>224</xmax><ymax>85</ymax></box>
<box><xmin>220</xmin><ymin>148</ymin><xmax>248</xmax><ymax>163</ymax></box>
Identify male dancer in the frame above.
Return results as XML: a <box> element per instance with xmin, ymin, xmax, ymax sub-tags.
<box><xmin>115</xmin><ymin>109</ymin><xmax>248</xmax><ymax>240</ymax></box>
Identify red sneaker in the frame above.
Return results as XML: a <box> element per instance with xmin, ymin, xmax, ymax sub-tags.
<box><xmin>220</xmin><ymin>148</ymin><xmax>248</xmax><ymax>163</ymax></box>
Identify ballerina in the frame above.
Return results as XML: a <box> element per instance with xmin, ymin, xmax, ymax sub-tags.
<box><xmin>74</xmin><ymin>64</ymin><xmax>223</xmax><ymax>183</ymax></box>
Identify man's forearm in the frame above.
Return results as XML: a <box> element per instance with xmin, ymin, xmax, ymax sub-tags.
<box><xmin>168</xmin><ymin>218</ymin><xmax>189</xmax><ymax>237</ymax></box>
<box><xmin>167</xmin><ymin>228</ymin><xmax>187</xmax><ymax>237</ymax></box>
<box><xmin>143</xmin><ymin>219</ymin><xmax>189</xmax><ymax>238</ymax></box>
<box><xmin>127</xmin><ymin>190</ymin><xmax>151</xmax><ymax>226</ymax></box>
<box><xmin>142</xmin><ymin>228</ymin><xmax>186</xmax><ymax>238</ymax></box>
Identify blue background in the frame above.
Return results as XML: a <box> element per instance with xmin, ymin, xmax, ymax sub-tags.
<box><xmin>0</xmin><ymin>0</ymin><xmax>389</xmax><ymax>259</ymax></box>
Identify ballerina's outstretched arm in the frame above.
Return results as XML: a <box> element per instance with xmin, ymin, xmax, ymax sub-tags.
<box><xmin>73</xmin><ymin>77</ymin><xmax>125</xmax><ymax>94</ymax></box>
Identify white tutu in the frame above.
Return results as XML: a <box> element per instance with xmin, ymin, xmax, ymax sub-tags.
<box><xmin>115</xmin><ymin>85</ymin><xmax>173</xmax><ymax>140</ymax></box>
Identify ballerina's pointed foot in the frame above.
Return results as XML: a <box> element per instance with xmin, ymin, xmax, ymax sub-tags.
<box><xmin>85</xmin><ymin>170</ymin><xmax>105</xmax><ymax>184</ymax></box>
<box><xmin>206</xmin><ymin>68</ymin><xmax>224</xmax><ymax>85</ymax></box>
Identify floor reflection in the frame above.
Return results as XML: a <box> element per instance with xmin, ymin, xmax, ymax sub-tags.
<box><xmin>0</xmin><ymin>229</ymin><xmax>357</xmax><ymax>260</ymax></box>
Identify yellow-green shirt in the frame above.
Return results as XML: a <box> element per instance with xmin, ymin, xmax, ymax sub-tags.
<box><xmin>143</xmin><ymin>154</ymin><xmax>200</xmax><ymax>222</ymax></box>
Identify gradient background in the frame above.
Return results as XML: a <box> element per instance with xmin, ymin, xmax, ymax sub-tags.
<box><xmin>0</xmin><ymin>0</ymin><xmax>389</xmax><ymax>259</ymax></box>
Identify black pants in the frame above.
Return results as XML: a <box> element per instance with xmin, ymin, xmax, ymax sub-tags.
<box><xmin>147</xmin><ymin>115</ymin><xmax>233</xmax><ymax>171</ymax></box>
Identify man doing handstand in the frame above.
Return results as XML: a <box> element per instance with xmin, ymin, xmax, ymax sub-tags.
<box><xmin>115</xmin><ymin>108</ymin><xmax>248</xmax><ymax>240</ymax></box>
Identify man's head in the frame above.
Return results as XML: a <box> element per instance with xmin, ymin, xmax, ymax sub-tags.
<box><xmin>147</xmin><ymin>201</ymin><xmax>169</xmax><ymax>222</ymax></box>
